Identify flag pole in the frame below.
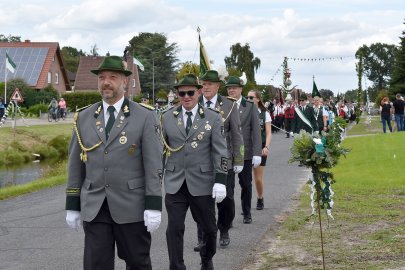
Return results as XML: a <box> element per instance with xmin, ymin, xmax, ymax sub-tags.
<box><xmin>4</xmin><ymin>51</ymin><xmax>7</xmax><ymax>104</ymax></box>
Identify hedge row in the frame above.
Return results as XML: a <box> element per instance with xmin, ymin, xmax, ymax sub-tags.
<box><xmin>61</xmin><ymin>92</ymin><xmax>102</xmax><ymax>112</ymax></box>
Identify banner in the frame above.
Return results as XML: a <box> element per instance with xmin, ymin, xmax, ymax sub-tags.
<box><xmin>6</xmin><ymin>53</ymin><xmax>16</xmax><ymax>73</ymax></box>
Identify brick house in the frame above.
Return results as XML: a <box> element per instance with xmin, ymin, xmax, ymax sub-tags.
<box><xmin>0</xmin><ymin>40</ymin><xmax>71</xmax><ymax>93</ymax></box>
<box><xmin>74</xmin><ymin>55</ymin><xmax>142</xmax><ymax>98</ymax></box>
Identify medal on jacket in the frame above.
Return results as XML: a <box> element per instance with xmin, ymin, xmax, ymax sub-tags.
<box><xmin>205</xmin><ymin>121</ymin><xmax>211</xmax><ymax>130</ymax></box>
<box><xmin>120</xmin><ymin>132</ymin><xmax>127</xmax><ymax>144</ymax></box>
<box><xmin>191</xmin><ymin>141</ymin><xmax>198</xmax><ymax>148</ymax></box>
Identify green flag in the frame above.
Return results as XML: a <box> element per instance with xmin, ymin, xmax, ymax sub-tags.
<box><xmin>6</xmin><ymin>53</ymin><xmax>16</xmax><ymax>73</ymax></box>
<box><xmin>312</xmin><ymin>80</ymin><xmax>320</xmax><ymax>98</ymax></box>
<box><xmin>199</xmin><ymin>34</ymin><xmax>211</xmax><ymax>75</ymax></box>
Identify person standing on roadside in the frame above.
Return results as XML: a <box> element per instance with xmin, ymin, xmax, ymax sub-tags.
<box><xmin>65</xmin><ymin>55</ymin><xmax>163</xmax><ymax>270</ymax></box>
<box><xmin>226</xmin><ymin>76</ymin><xmax>262</xmax><ymax>224</ymax></box>
<box><xmin>379</xmin><ymin>96</ymin><xmax>393</xmax><ymax>133</ymax></box>
<box><xmin>247</xmin><ymin>89</ymin><xmax>272</xmax><ymax>210</ymax></box>
<box><xmin>392</xmin><ymin>93</ymin><xmax>405</xmax><ymax>131</ymax></box>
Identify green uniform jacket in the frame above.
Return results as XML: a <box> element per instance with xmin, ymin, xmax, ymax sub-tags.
<box><xmin>199</xmin><ymin>95</ymin><xmax>244</xmax><ymax>168</ymax></box>
<box><xmin>161</xmin><ymin>104</ymin><xmax>228</xmax><ymax>196</ymax></box>
<box><xmin>65</xmin><ymin>98</ymin><xmax>163</xmax><ymax>224</ymax></box>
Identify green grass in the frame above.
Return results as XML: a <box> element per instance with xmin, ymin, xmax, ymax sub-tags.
<box><xmin>348</xmin><ymin>115</ymin><xmax>390</xmax><ymax>136</ymax></box>
<box><xmin>258</xmin><ymin>132</ymin><xmax>405</xmax><ymax>269</ymax></box>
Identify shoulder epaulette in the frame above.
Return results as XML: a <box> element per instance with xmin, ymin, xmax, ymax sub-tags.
<box><xmin>161</xmin><ymin>105</ymin><xmax>175</xmax><ymax>114</ymax></box>
<box><xmin>226</xmin><ymin>96</ymin><xmax>237</xmax><ymax>102</ymax></box>
<box><xmin>139</xmin><ymin>103</ymin><xmax>155</xmax><ymax>110</ymax></box>
<box><xmin>76</xmin><ymin>104</ymin><xmax>92</xmax><ymax>112</ymax></box>
<box><xmin>208</xmin><ymin>107</ymin><xmax>220</xmax><ymax>113</ymax></box>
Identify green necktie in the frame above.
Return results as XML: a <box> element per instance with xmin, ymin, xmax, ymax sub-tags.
<box><xmin>105</xmin><ymin>106</ymin><xmax>115</xmax><ymax>140</ymax></box>
<box><xmin>185</xmin><ymin>111</ymin><xmax>193</xmax><ymax>135</ymax></box>
<box><xmin>206</xmin><ymin>100</ymin><xmax>212</xmax><ymax>108</ymax></box>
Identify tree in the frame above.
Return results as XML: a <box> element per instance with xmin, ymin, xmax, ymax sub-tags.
<box><xmin>389</xmin><ymin>21</ymin><xmax>405</xmax><ymax>96</ymax></box>
<box><xmin>61</xmin><ymin>46</ymin><xmax>86</xmax><ymax>73</ymax></box>
<box><xmin>126</xmin><ymin>33</ymin><xmax>178</xmax><ymax>99</ymax></box>
<box><xmin>176</xmin><ymin>61</ymin><xmax>199</xmax><ymax>81</ymax></box>
<box><xmin>0</xmin><ymin>34</ymin><xmax>21</xmax><ymax>42</ymax></box>
<box><xmin>355</xmin><ymin>43</ymin><xmax>397</xmax><ymax>90</ymax></box>
<box><xmin>224</xmin><ymin>43</ymin><xmax>261</xmax><ymax>85</ymax></box>
<box><xmin>319</xmin><ymin>89</ymin><xmax>334</xmax><ymax>100</ymax></box>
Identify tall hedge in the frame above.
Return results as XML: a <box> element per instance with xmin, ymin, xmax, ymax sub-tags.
<box><xmin>62</xmin><ymin>92</ymin><xmax>102</xmax><ymax>111</ymax></box>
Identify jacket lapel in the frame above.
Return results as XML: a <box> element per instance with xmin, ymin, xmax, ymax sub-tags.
<box><xmin>173</xmin><ymin>106</ymin><xmax>187</xmax><ymax>138</ymax></box>
<box><xmin>186</xmin><ymin>105</ymin><xmax>205</xmax><ymax>139</ymax></box>
<box><xmin>92</xmin><ymin>103</ymin><xmax>106</xmax><ymax>145</ymax></box>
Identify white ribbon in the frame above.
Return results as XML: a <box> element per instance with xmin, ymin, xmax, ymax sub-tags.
<box><xmin>294</xmin><ymin>107</ymin><xmax>313</xmax><ymax>132</ymax></box>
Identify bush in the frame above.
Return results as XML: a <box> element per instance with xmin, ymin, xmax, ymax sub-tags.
<box><xmin>48</xmin><ymin>136</ymin><xmax>70</xmax><ymax>159</ymax></box>
<box><xmin>62</xmin><ymin>92</ymin><xmax>101</xmax><ymax>112</ymax></box>
<box><xmin>22</xmin><ymin>103</ymin><xmax>49</xmax><ymax>117</ymax></box>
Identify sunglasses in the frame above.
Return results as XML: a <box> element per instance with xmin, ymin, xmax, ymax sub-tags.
<box><xmin>178</xmin><ymin>90</ymin><xmax>196</xmax><ymax>97</ymax></box>
<box><xmin>247</xmin><ymin>96</ymin><xmax>256</xmax><ymax>100</ymax></box>
<box><xmin>300</xmin><ymin>99</ymin><xmax>305</xmax><ymax>101</ymax></box>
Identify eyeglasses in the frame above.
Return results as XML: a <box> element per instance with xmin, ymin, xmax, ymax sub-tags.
<box><xmin>247</xmin><ymin>96</ymin><xmax>256</xmax><ymax>100</ymax></box>
<box><xmin>178</xmin><ymin>90</ymin><xmax>196</xmax><ymax>97</ymax></box>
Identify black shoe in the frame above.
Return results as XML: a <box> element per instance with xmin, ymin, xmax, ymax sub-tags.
<box><xmin>201</xmin><ymin>259</ymin><xmax>214</xmax><ymax>270</ymax></box>
<box><xmin>219</xmin><ymin>231</ymin><xmax>230</xmax><ymax>247</ymax></box>
<box><xmin>194</xmin><ymin>241</ymin><xmax>203</xmax><ymax>252</ymax></box>
<box><xmin>256</xmin><ymin>198</ymin><xmax>264</xmax><ymax>210</ymax></box>
<box><xmin>243</xmin><ymin>215</ymin><xmax>252</xmax><ymax>224</ymax></box>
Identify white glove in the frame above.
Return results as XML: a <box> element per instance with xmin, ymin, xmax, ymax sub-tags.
<box><xmin>252</xmin><ymin>156</ymin><xmax>262</xmax><ymax>168</ymax></box>
<box><xmin>144</xmin><ymin>210</ymin><xmax>161</xmax><ymax>233</ymax></box>
<box><xmin>66</xmin><ymin>210</ymin><xmax>81</xmax><ymax>231</ymax></box>
<box><xmin>212</xmin><ymin>183</ymin><xmax>226</xmax><ymax>203</ymax></box>
<box><xmin>233</xmin><ymin>165</ymin><xmax>243</xmax><ymax>174</ymax></box>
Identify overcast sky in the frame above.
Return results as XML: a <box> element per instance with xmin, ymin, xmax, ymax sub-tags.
<box><xmin>1</xmin><ymin>0</ymin><xmax>404</xmax><ymax>94</ymax></box>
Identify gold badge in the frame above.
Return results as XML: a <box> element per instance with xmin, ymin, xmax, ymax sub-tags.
<box><xmin>96</xmin><ymin>121</ymin><xmax>101</xmax><ymax>125</ymax></box>
<box><xmin>205</xmin><ymin>122</ymin><xmax>211</xmax><ymax>131</ymax></box>
<box><xmin>120</xmin><ymin>116</ymin><xmax>125</xmax><ymax>121</ymax></box>
<box><xmin>197</xmin><ymin>133</ymin><xmax>204</xmax><ymax>140</ymax></box>
<box><xmin>191</xmin><ymin>141</ymin><xmax>198</xmax><ymax>148</ymax></box>
<box><xmin>193</xmin><ymin>124</ymin><xmax>198</xmax><ymax>129</ymax></box>
<box><xmin>99</xmin><ymin>127</ymin><xmax>104</xmax><ymax>132</ymax></box>
<box><xmin>119</xmin><ymin>136</ymin><xmax>127</xmax><ymax>144</ymax></box>
<box><xmin>128</xmin><ymin>144</ymin><xmax>136</xmax><ymax>155</ymax></box>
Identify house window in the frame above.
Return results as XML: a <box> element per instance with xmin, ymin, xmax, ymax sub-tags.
<box><xmin>48</xmin><ymin>72</ymin><xmax>52</xmax><ymax>83</ymax></box>
<box><xmin>55</xmin><ymin>73</ymin><xmax>59</xmax><ymax>84</ymax></box>
<box><xmin>132</xmin><ymin>79</ymin><xmax>136</xmax><ymax>87</ymax></box>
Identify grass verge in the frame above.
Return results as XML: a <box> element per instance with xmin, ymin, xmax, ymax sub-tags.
<box><xmin>255</xmin><ymin>132</ymin><xmax>405</xmax><ymax>270</ymax></box>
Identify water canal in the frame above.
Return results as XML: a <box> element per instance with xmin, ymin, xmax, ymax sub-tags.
<box><xmin>0</xmin><ymin>160</ymin><xmax>54</xmax><ymax>188</ymax></box>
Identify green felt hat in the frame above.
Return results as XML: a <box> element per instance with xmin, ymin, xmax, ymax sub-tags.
<box><xmin>225</xmin><ymin>76</ymin><xmax>243</xmax><ymax>87</ymax></box>
<box><xmin>174</xmin><ymin>74</ymin><xmax>202</xmax><ymax>89</ymax></box>
<box><xmin>200</xmin><ymin>70</ymin><xmax>221</xmax><ymax>82</ymax></box>
<box><xmin>91</xmin><ymin>56</ymin><xmax>132</xmax><ymax>76</ymax></box>
<box><xmin>300</xmin><ymin>93</ymin><xmax>308</xmax><ymax>100</ymax></box>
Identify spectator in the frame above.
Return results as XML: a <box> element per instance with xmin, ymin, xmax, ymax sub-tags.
<box><xmin>392</xmin><ymin>94</ymin><xmax>404</xmax><ymax>131</ymax></box>
<box><xmin>379</xmin><ymin>96</ymin><xmax>393</xmax><ymax>133</ymax></box>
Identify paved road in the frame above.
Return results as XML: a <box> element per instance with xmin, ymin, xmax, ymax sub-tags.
<box><xmin>0</xmin><ymin>131</ymin><xmax>309</xmax><ymax>270</ymax></box>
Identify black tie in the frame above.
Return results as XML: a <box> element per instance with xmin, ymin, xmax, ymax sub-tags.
<box><xmin>185</xmin><ymin>111</ymin><xmax>193</xmax><ymax>135</ymax></box>
<box><xmin>206</xmin><ymin>100</ymin><xmax>212</xmax><ymax>108</ymax></box>
<box><xmin>105</xmin><ymin>106</ymin><xmax>115</xmax><ymax>140</ymax></box>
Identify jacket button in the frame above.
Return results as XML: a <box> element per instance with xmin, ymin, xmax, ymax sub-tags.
<box><xmin>105</xmin><ymin>184</ymin><xmax>109</xmax><ymax>187</ymax></box>
<box><xmin>104</xmin><ymin>151</ymin><xmax>108</xmax><ymax>154</ymax></box>
<box><xmin>104</xmin><ymin>167</ymin><xmax>108</xmax><ymax>171</ymax></box>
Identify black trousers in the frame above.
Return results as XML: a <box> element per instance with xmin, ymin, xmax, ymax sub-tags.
<box><xmin>83</xmin><ymin>199</ymin><xmax>152</xmax><ymax>270</ymax></box>
<box><xmin>285</xmin><ymin>117</ymin><xmax>293</xmax><ymax>133</ymax></box>
<box><xmin>166</xmin><ymin>181</ymin><xmax>217</xmax><ymax>270</ymax></box>
<box><xmin>238</xmin><ymin>160</ymin><xmax>253</xmax><ymax>217</ymax></box>
<box><xmin>197</xmin><ymin>169</ymin><xmax>235</xmax><ymax>240</ymax></box>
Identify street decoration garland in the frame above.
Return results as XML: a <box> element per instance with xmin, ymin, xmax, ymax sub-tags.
<box><xmin>289</xmin><ymin>117</ymin><xmax>349</xmax><ymax>269</ymax></box>
<box><xmin>0</xmin><ymin>100</ymin><xmax>27</xmax><ymax>128</ymax></box>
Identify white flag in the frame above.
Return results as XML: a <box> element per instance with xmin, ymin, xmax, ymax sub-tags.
<box><xmin>6</xmin><ymin>53</ymin><xmax>16</xmax><ymax>73</ymax></box>
<box><xmin>133</xmin><ymin>56</ymin><xmax>144</xmax><ymax>71</ymax></box>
